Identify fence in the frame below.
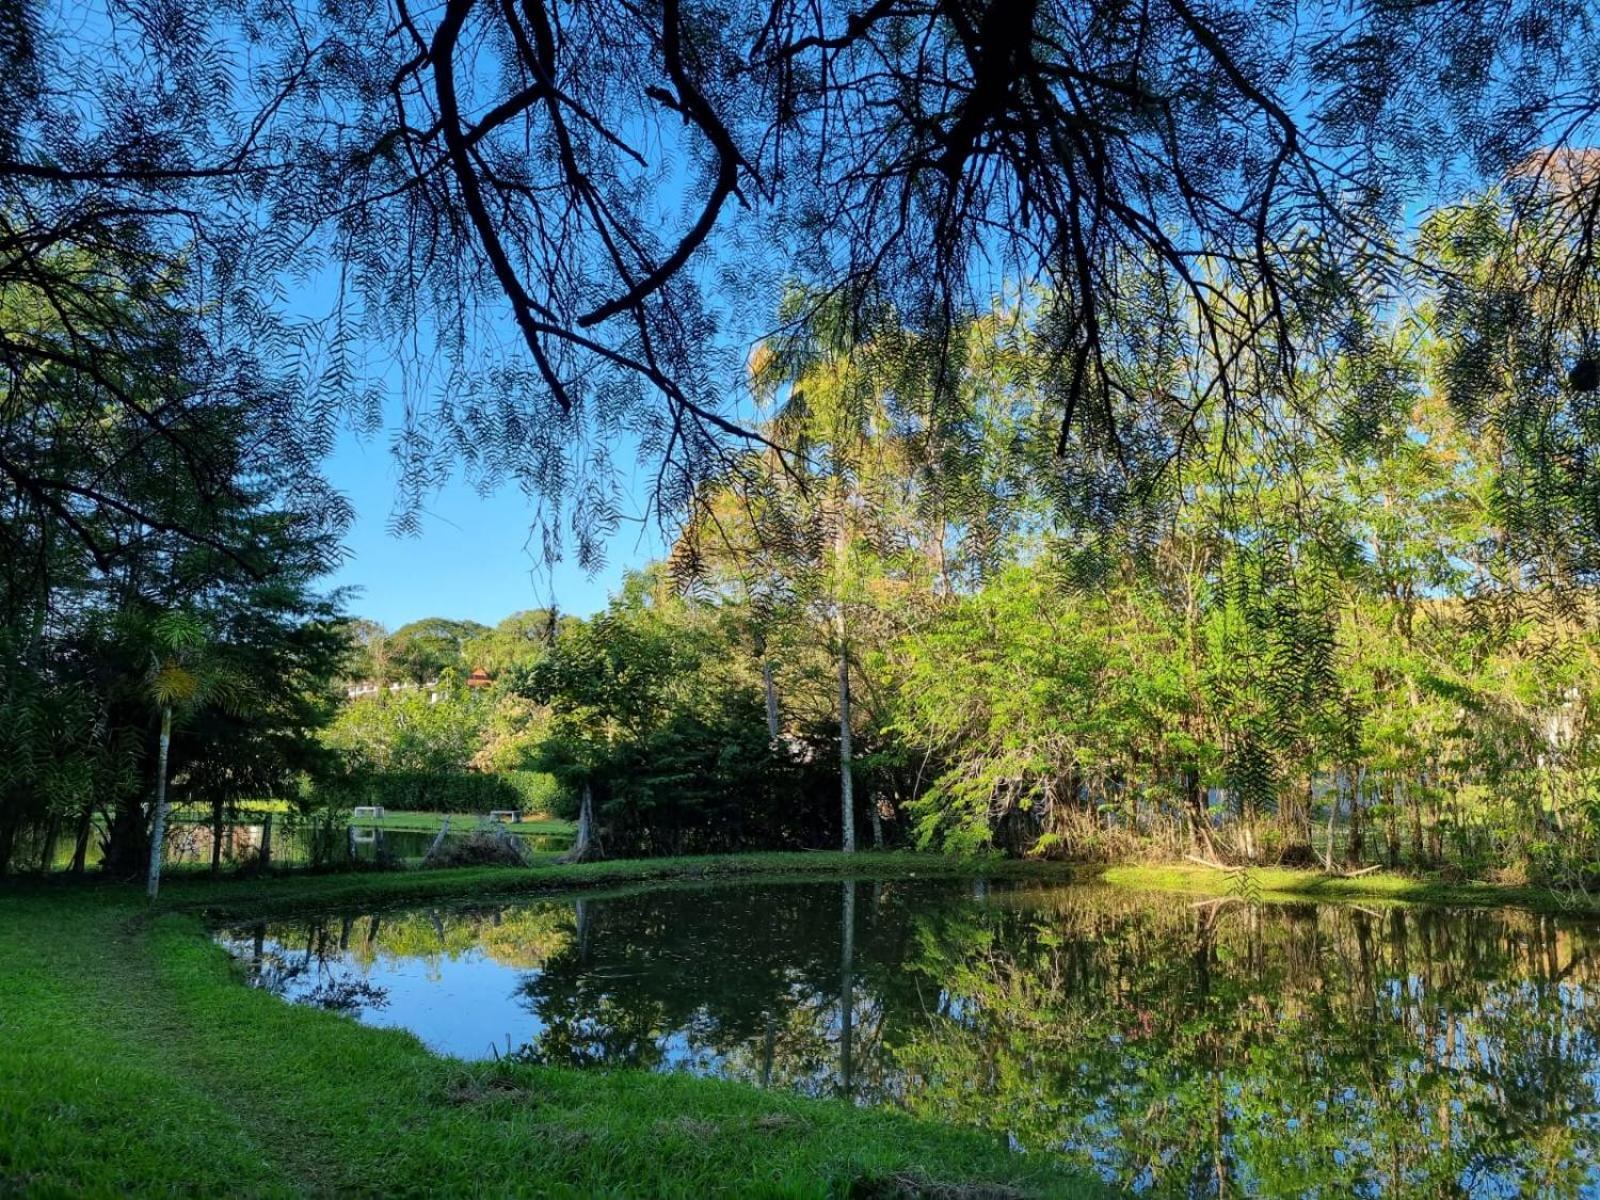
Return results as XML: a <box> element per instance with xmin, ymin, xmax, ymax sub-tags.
<box><xmin>22</xmin><ymin>805</ymin><xmax>574</xmax><ymax>876</ymax></box>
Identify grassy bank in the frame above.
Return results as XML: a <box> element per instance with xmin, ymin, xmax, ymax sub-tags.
<box><xmin>1098</xmin><ymin>863</ymin><xmax>1600</xmax><ymax>914</ymax></box>
<box><xmin>0</xmin><ymin>856</ymin><xmax>1106</xmax><ymax>1200</ymax></box>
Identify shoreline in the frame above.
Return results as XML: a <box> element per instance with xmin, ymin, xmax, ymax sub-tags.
<box><xmin>11</xmin><ymin>850</ymin><xmax>1593</xmax><ymax>920</ymax></box>
<box><xmin>169</xmin><ymin>852</ymin><xmax>1600</xmax><ymax>921</ymax></box>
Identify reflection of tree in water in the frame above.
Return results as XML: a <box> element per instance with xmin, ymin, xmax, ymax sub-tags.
<box><xmin>221</xmin><ymin>902</ymin><xmax>575</xmax><ymax>1012</ymax></box>
<box><xmin>510</xmin><ymin>880</ymin><xmax>912</xmax><ymax>1099</ymax></box>
<box><xmin>504</xmin><ymin>883</ymin><xmax>1600</xmax><ymax>1197</ymax></box>
<box><xmin>894</xmin><ymin>893</ymin><xmax>1600</xmax><ymax>1198</ymax></box>
<box><xmin>225</xmin><ymin>883</ymin><xmax>1600</xmax><ymax>1197</ymax></box>
<box><xmin>304</xmin><ymin>977</ymin><xmax>390</xmax><ymax>1013</ymax></box>
<box><xmin>229</xmin><ymin>918</ymin><xmax>392</xmax><ymax>1013</ymax></box>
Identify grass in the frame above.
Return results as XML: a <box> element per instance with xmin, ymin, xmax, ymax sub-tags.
<box><xmin>1097</xmin><ymin>863</ymin><xmax>1600</xmax><ymax>914</ymax></box>
<box><xmin>0</xmin><ymin>855</ymin><xmax>1109</xmax><ymax>1199</ymax></box>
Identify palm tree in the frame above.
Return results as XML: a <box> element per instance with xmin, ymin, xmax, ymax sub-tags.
<box><xmin>142</xmin><ymin>612</ymin><xmax>245</xmax><ymax>900</ymax></box>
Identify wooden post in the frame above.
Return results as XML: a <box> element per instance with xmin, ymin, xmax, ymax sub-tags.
<box><xmin>260</xmin><ymin>813</ymin><xmax>273</xmax><ymax>870</ymax></box>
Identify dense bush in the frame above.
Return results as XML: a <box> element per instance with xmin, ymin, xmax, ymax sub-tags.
<box><xmin>588</xmin><ymin>698</ymin><xmax>848</xmax><ymax>856</ymax></box>
<box><xmin>499</xmin><ymin>770</ymin><xmax>566</xmax><ymax>815</ymax></box>
<box><xmin>316</xmin><ymin>770</ymin><xmax>562</xmax><ymax>814</ymax></box>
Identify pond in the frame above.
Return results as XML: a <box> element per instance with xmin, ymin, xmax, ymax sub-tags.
<box><xmin>217</xmin><ymin>877</ymin><xmax>1600</xmax><ymax>1197</ymax></box>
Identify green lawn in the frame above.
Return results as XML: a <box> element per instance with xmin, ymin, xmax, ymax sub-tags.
<box><xmin>353</xmin><ymin>810</ymin><xmax>576</xmax><ymax>838</ymax></box>
<box><xmin>0</xmin><ymin>856</ymin><xmax>1109</xmax><ymax>1199</ymax></box>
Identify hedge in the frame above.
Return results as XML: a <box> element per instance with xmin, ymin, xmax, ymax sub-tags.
<box><xmin>317</xmin><ymin>770</ymin><xmax>564</xmax><ymax>814</ymax></box>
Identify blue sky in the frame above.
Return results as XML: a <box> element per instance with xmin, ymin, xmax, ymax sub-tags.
<box><xmin>319</xmin><ymin>426</ymin><xmax>666</xmax><ymax>630</ymax></box>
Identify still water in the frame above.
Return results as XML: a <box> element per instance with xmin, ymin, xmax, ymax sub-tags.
<box><xmin>218</xmin><ymin>878</ymin><xmax>1600</xmax><ymax>1197</ymax></box>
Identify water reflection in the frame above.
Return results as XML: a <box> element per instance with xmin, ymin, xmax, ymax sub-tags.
<box><xmin>219</xmin><ymin>879</ymin><xmax>1600</xmax><ymax>1197</ymax></box>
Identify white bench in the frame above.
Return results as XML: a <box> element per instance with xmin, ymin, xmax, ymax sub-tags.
<box><xmin>487</xmin><ymin>810</ymin><xmax>522</xmax><ymax>824</ymax></box>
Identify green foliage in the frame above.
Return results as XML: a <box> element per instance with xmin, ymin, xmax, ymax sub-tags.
<box><xmin>515</xmin><ymin>577</ymin><xmax>843</xmax><ymax>855</ymax></box>
<box><xmin>461</xmin><ymin>609</ymin><xmax>561</xmax><ymax>675</ymax></box>
<box><xmin>322</xmin><ymin>680</ymin><xmax>487</xmax><ymax>774</ymax></box>
<box><xmin>0</xmin><ymin>232</ymin><xmax>351</xmax><ymax>876</ymax></box>
<box><xmin>315</xmin><ymin>771</ymin><xmax>542</xmax><ymax>815</ymax></box>
<box><xmin>384</xmin><ymin>618</ymin><xmax>492</xmax><ymax>685</ymax></box>
<box><xmin>499</xmin><ymin>769</ymin><xmax>564</xmax><ymax>814</ymax></box>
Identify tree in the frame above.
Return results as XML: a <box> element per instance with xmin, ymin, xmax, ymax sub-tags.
<box><xmin>179</xmin><ymin>584</ymin><xmax>348</xmax><ymax>876</ymax></box>
<box><xmin>462</xmin><ymin>610</ymin><xmax>559</xmax><ymax>675</ymax></box>
<box><xmin>141</xmin><ymin>612</ymin><xmax>245</xmax><ymax>900</ymax></box>
<box><xmin>385</xmin><ymin>618</ymin><xmax>491</xmax><ymax>685</ymax></box>
<box><xmin>518</xmin><ymin>596</ymin><xmax>682</xmax><ymax>861</ymax></box>
<box><xmin>516</xmin><ymin>574</ymin><xmax>835</xmax><ymax>857</ymax></box>
<box><xmin>303</xmin><ymin>0</ymin><xmax>1600</xmax><ymax>517</ymax></box>
<box><xmin>15</xmin><ymin>0</ymin><xmax>1600</xmax><ymax>574</ymax></box>
<box><xmin>0</xmin><ymin>239</ymin><xmax>349</xmax><ymax>876</ymax></box>
<box><xmin>337</xmin><ymin>620</ymin><xmax>394</xmax><ymax>686</ymax></box>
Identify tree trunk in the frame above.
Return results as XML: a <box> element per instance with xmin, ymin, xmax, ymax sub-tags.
<box><xmin>1324</xmin><ymin>769</ymin><xmax>1342</xmax><ymax>871</ymax></box>
<box><xmin>1185</xmin><ymin>766</ymin><xmax>1217</xmax><ymax>859</ymax></box>
<box><xmin>73</xmin><ymin>708</ymin><xmax>106</xmax><ymax>874</ymax></box>
<box><xmin>838</xmin><ymin>642</ymin><xmax>856</xmax><ymax>853</ymax></box>
<box><xmin>1426</xmin><ymin>769</ymin><xmax>1444</xmax><ymax>863</ymax></box>
<box><xmin>0</xmin><ymin>817</ymin><xmax>16</xmax><ymax>877</ymax></box>
<box><xmin>834</xmin><ymin>487</ymin><xmax>856</xmax><ymax>854</ymax></box>
<box><xmin>1381</xmin><ymin>774</ymin><xmax>1400</xmax><ymax>867</ymax></box>
<box><xmin>561</xmin><ymin>781</ymin><xmax>602</xmax><ymax>862</ymax></box>
<box><xmin>145</xmin><ymin>704</ymin><xmax>173</xmax><ymax>902</ymax></box>
<box><xmin>1238</xmin><ymin>795</ymin><xmax>1259</xmax><ymax>863</ymax></box>
<box><xmin>1345</xmin><ymin>765</ymin><xmax>1367</xmax><ymax>867</ymax></box>
<box><xmin>1406</xmin><ymin>777</ymin><xmax>1424</xmax><ymax>865</ymax></box>
<box><xmin>70</xmin><ymin>802</ymin><xmax>95</xmax><ymax>874</ymax></box>
<box><xmin>762</xmin><ymin>659</ymin><xmax>781</xmax><ymax>741</ymax></box>
<box><xmin>38</xmin><ymin>815</ymin><xmax>60</xmax><ymax>874</ymax></box>
<box><xmin>1278</xmin><ymin>775</ymin><xmax>1316</xmax><ymax>865</ymax></box>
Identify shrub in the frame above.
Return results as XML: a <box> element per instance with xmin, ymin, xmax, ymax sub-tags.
<box><xmin>422</xmin><ymin>827</ymin><xmax>530</xmax><ymax>868</ymax></box>
<box><xmin>500</xmin><ymin>770</ymin><xmax>566</xmax><ymax>815</ymax></box>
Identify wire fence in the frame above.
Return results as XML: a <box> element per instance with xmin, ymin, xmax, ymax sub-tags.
<box><xmin>23</xmin><ymin>807</ymin><xmax>574</xmax><ymax>876</ymax></box>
